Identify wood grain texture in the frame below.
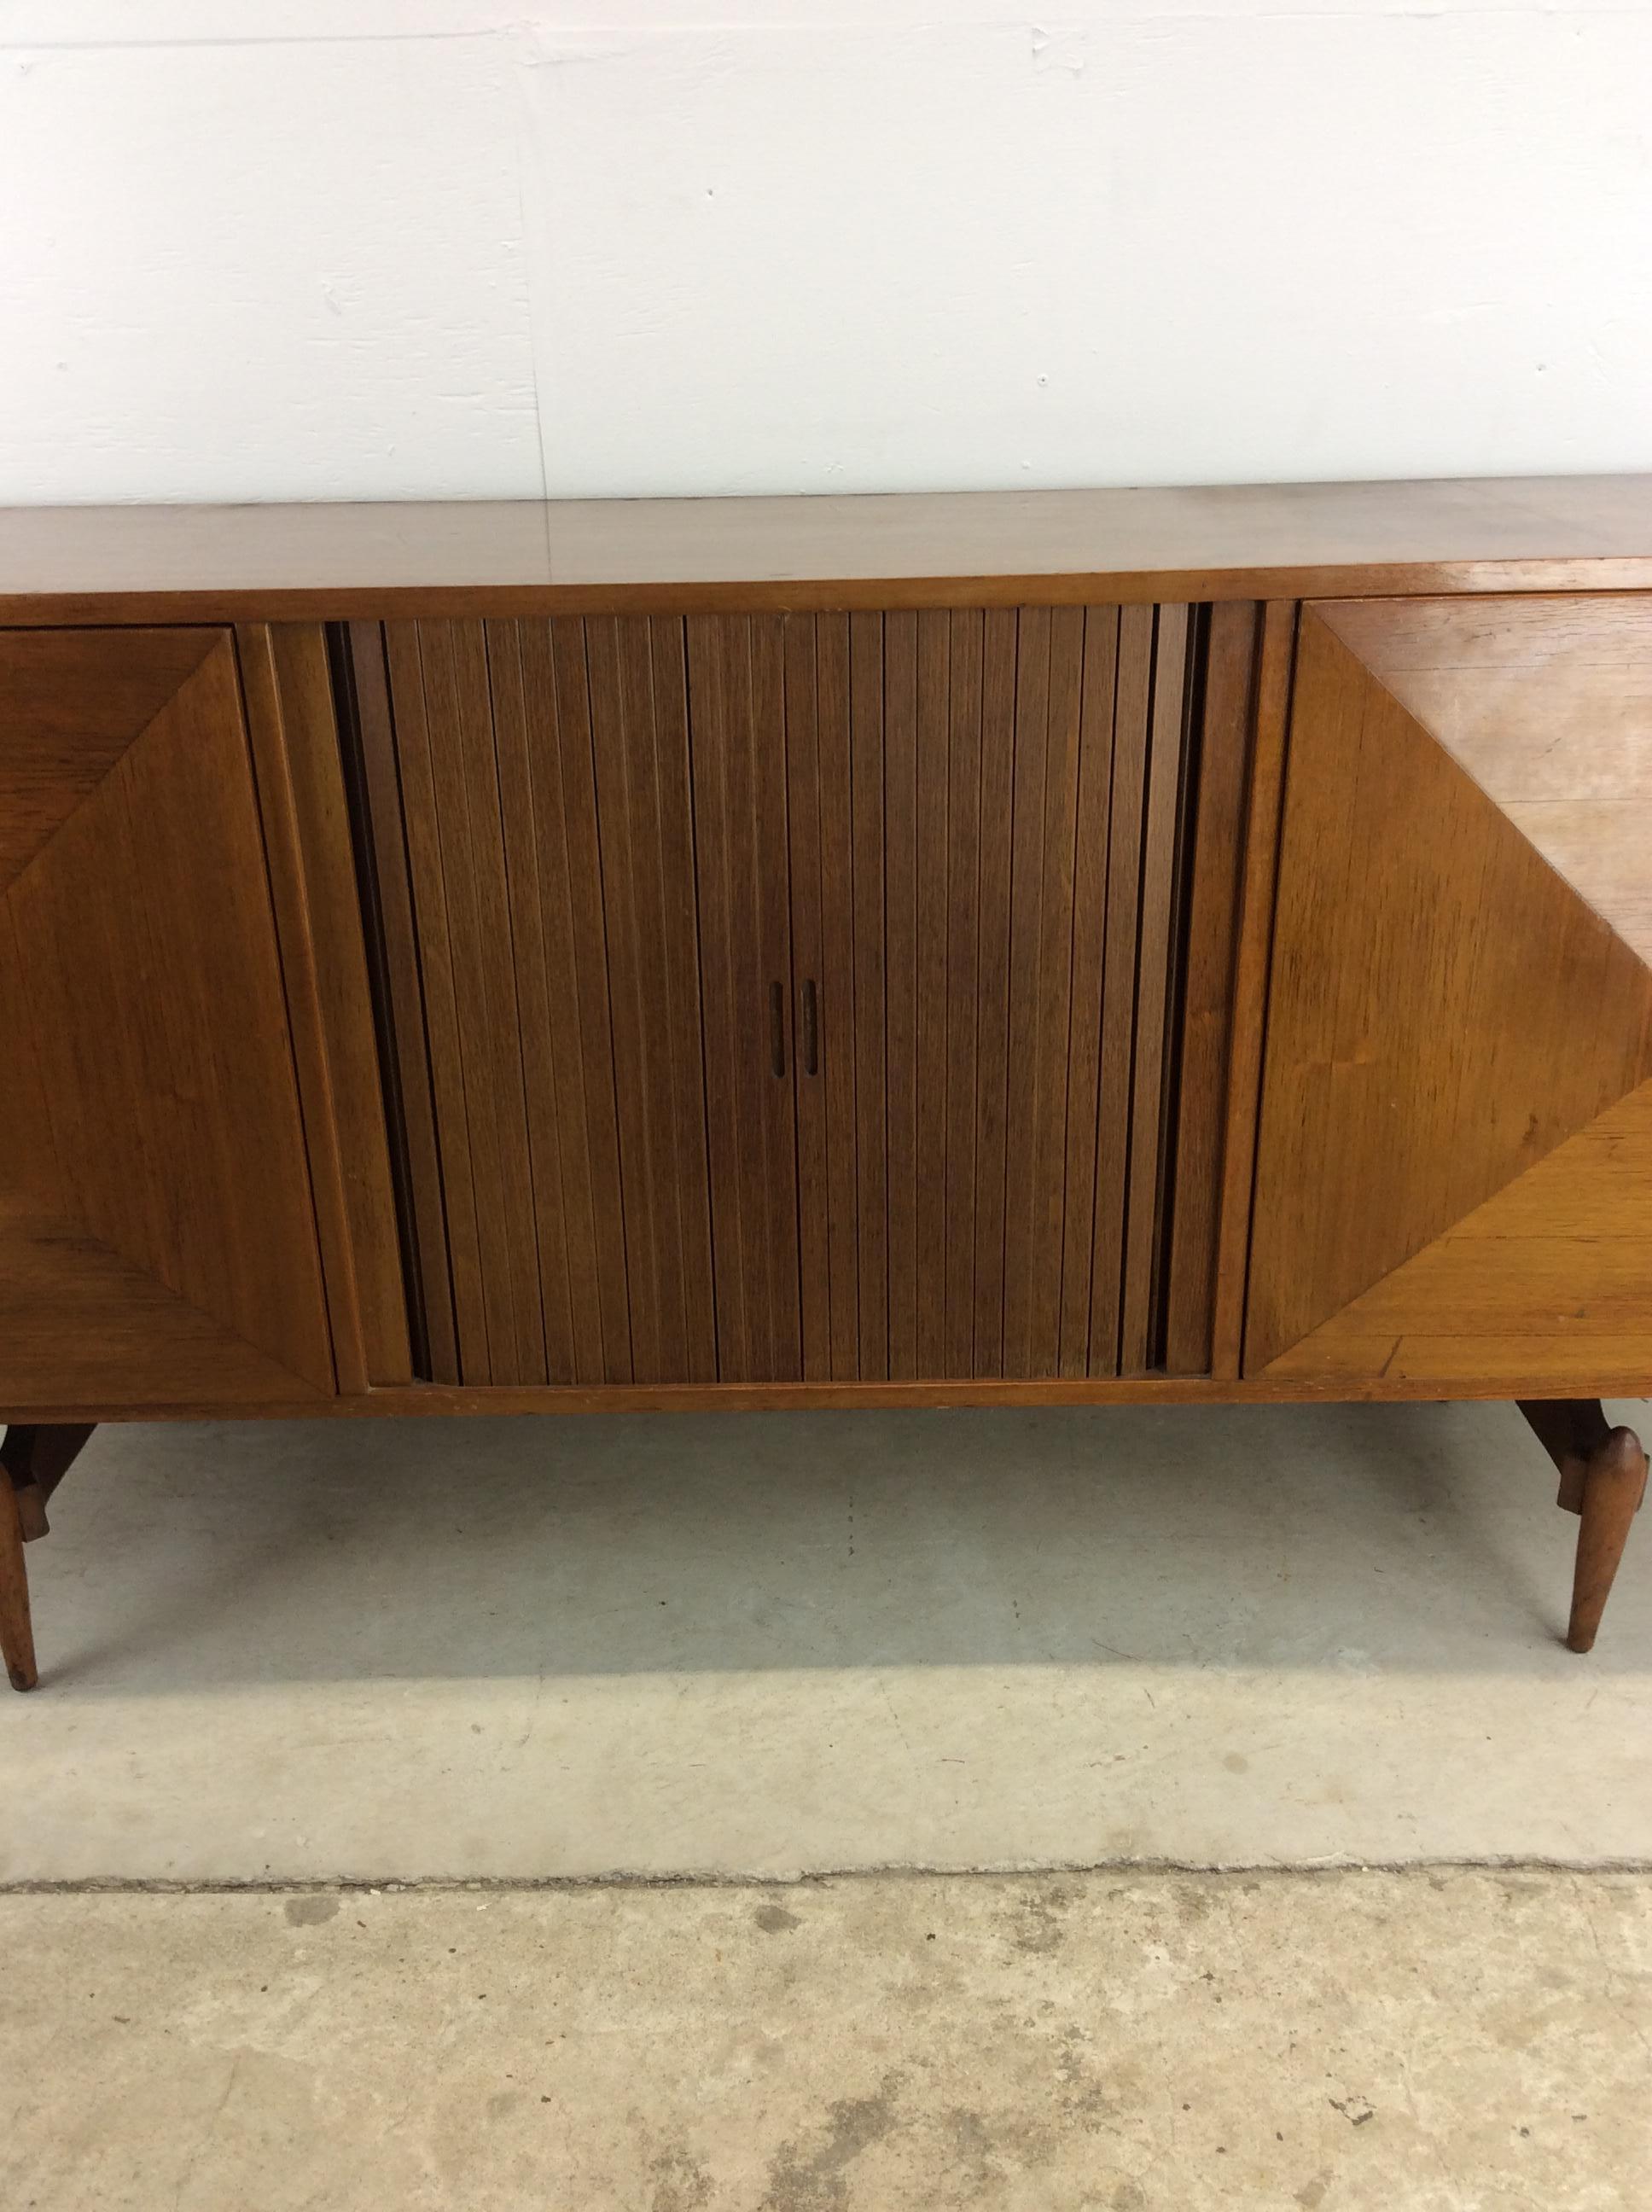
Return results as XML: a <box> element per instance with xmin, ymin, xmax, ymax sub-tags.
<box><xmin>377</xmin><ymin>617</ymin><xmax>717</xmax><ymax>1386</ymax></box>
<box><xmin>351</xmin><ymin>621</ymin><xmax>462</xmax><ymax>1384</ymax></box>
<box><xmin>239</xmin><ymin>623</ymin><xmax>413</xmax><ymax>1390</ymax></box>
<box><xmin>5</xmin><ymin>475</ymin><xmax>1652</xmax><ymax>625</ymax></box>
<box><xmin>777</xmin><ymin>603</ymin><xmax>1205</xmax><ymax>1382</ymax></box>
<box><xmin>365</xmin><ymin>602</ymin><xmax>1219</xmax><ymax>1393</ymax></box>
<box><xmin>0</xmin><ymin>629</ymin><xmax>334</xmax><ymax>1407</ymax></box>
<box><xmin>1059</xmin><ymin>608</ymin><xmax>1120</xmax><ymax>1377</ymax></box>
<box><xmin>816</xmin><ymin>614</ymin><xmax>862</xmax><ymax>1380</ymax></box>
<box><xmin>1091</xmin><ymin>606</ymin><xmax>1155</xmax><ymax>1374</ymax></box>
<box><xmin>1248</xmin><ymin>602</ymin><xmax>1652</xmax><ymax>1381</ymax></box>
<box><xmin>782</xmin><ymin>614</ymin><xmax>833</xmax><ymax>1381</ymax></box>
<box><xmin>882</xmin><ymin>611</ymin><xmax>921</xmax><ymax>1381</ymax></box>
<box><xmin>850</xmin><ymin>613</ymin><xmax>890</xmax><ymax>1382</ymax></box>
<box><xmin>686</xmin><ymin>615</ymin><xmax>803</xmax><ymax>1384</ymax></box>
<box><xmin>1164</xmin><ymin>602</ymin><xmax>1259</xmax><ymax>1374</ymax></box>
<box><xmin>1265</xmin><ymin>1082</ymin><xmax>1652</xmax><ymax>1385</ymax></box>
<box><xmin>1209</xmin><ymin>602</ymin><xmax>1295</xmax><ymax>1380</ymax></box>
<box><xmin>583</xmin><ymin>614</ymin><xmax>717</xmax><ymax>1382</ymax></box>
<box><xmin>1319</xmin><ymin>594</ymin><xmax>1652</xmax><ymax>962</ymax></box>
<box><xmin>1120</xmin><ymin>604</ymin><xmax>1192</xmax><ymax>1373</ymax></box>
<box><xmin>0</xmin><ymin>1456</ymin><xmax>36</xmax><ymax>1690</ymax></box>
<box><xmin>32</xmin><ymin>1359</ymin><xmax>1652</xmax><ymax>1426</ymax></box>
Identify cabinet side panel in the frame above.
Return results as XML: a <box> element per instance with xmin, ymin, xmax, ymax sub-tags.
<box><xmin>1</xmin><ymin>630</ymin><xmax>334</xmax><ymax>1406</ymax></box>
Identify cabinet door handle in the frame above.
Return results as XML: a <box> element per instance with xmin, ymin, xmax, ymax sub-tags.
<box><xmin>801</xmin><ymin>978</ymin><xmax>819</xmax><ymax>1076</ymax></box>
<box><xmin>769</xmin><ymin>981</ymin><xmax>787</xmax><ymax>1078</ymax></box>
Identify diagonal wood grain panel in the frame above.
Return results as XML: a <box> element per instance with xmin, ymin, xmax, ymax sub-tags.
<box><xmin>1248</xmin><ymin>602</ymin><xmax>1652</xmax><ymax>1378</ymax></box>
<box><xmin>0</xmin><ymin>628</ymin><xmax>221</xmax><ymax>884</ymax></box>
<box><xmin>1268</xmin><ymin>1079</ymin><xmax>1652</xmax><ymax>1386</ymax></box>
<box><xmin>1320</xmin><ymin>594</ymin><xmax>1652</xmax><ymax>964</ymax></box>
<box><xmin>0</xmin><ymin>629</ymin><xmax>334</xmax><ymax>1406</ymax></box>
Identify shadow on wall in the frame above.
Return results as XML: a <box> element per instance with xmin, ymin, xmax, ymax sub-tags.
<box><xmin>26</xmin><ymin>1401</ymin><xmax>1651</xmax><ymax>1692</ymax></box>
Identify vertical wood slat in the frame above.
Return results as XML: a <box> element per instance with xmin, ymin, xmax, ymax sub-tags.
<box><xmin>381</xmin><ymin>623</ymin><xmax>492</xmax><ymax>1381</ymax></box>
<box><xmin>943</xmin><ymin>611</ymin><xmax>984</xmax><ymax>1376</ymax></box>
<box><xmin>1210</xmin><ymin>602</ymin><xmax>1297</xmax><ymax>1379</ymax></box>
<box><xmin>913</xmin><ymin>611</ymin><xmax>951</xmax><ymax>1380</ymax></box>
<box><xmin>1002</xmin><ymin>605</ymin><xmax>1053</xmax><ymax>1378</ymax></box>
<box><xmin>348</xmin><ymin>621</ymin><xmax>461</xmax><ymax>1384</ymax></box>
<box><xmin>788</xmin><ymin>599</ymin><xmax>1215</xmax><ymax>1387</ymax></box>
<box><xmin>972</xmin><ymin>609</ymin><xmax>1016</xmax><ymax>1376</ymax></box>
<box><xmin>365</xmin><ymin>598</ymin><xmax>1224</xmax><ymax>1393</ymax></box>
<box><xmin>241</xmin><ymin>621</ymin><xmax>416</xmax><ymax>1392</ymax></box>
<box><xmin>882</xmin><ymin>613</ymin><xmax>920</xmax><ymax>1380</ymax></box>
<box><xmin>688</xmin><ymin>614</ymin><xmax>801</xmax><ymax>1385</ymax></box>
<box><xmin>1091</xmin><ymin>604</ymin><xmax>1155</xmax><ymax>1373</ymax></box>
<box><xmin>685</xmin><ymin>615</ymin><xmax>753</xmax><ymax>1377</ymax></box>
<box><xmin>1120</xmin><ymin>604</ymin><xmax>1193</xmax><ymax>1374</ymax></box>
<box><xmin>1036</xmin><ymin>608</ymin><xmax>1089</xmax><ymax>1371</ymax></box>
<box><xmin>817</xmin><ymin>614</ymin><xmax>861</xmax><ymax>1381</ymax></box>
<box><xmin>588</xmin><ymin>616</ymin><xmax>717</xmax><ymax>1385</ymax></box>
<box><xmin>457</xmin><ymin>620</ymin><xmax>547</xmax><ymax>1384</ymax></box>
<box><xmin>485</xmin><ymin>620</ymin><xmax>578</xmax><ymax>1382</ymax></box>
<box><xmin>1061</xmin><ymin>607</ymin><xmax>1120</xmax><ymax>1377</ymax></box>
<box><xmin>1164</xmin><ymin>602</ymin><xmax>1262</xmax><ymax>1374</ymax></box>
<box><xmin>849</xmin><ymin>614</ymin><xmax>888</xmax><ymax>1380</ymax></box>
<box><xmin>784</xmin><ymin>615</ymin><xmax>833</xmax><ymax>1381</ymax></box>
<box><xmin>376</xmin><ymin>615</ymin><xmax>713</xmax><ymax>1386</ymax></box>
<box><xmin>752</xmin><ymin>618</ymin><xmax>803</xmax><ymax>1382</ymax></box>
<box><xmin>518</xmin><ymin>619</ymin><xmax>631</xmax><ymax>1383</ymax></box>
<box><xmin>415</xmin><ymin>622</ymin><xmax>529</xmax><ymax>1381</ymax></box>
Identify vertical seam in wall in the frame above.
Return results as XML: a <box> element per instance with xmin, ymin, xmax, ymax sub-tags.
<box><xmin>510</xmin><ymin>31</ymin><xmax>554</xmax><ymax>507</ymax></box>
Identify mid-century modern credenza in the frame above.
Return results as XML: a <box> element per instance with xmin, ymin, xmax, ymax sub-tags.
<box><xmin>3</xmin><ymin>476</ymin><xmax>1651</xmax><ymax>1688</ymax></box>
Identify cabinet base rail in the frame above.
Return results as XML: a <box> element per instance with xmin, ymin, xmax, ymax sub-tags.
<box><xmin>1</xmin><ymin>1407</ymin><xmax>1645</xmax><ymax>1688</ymax></box>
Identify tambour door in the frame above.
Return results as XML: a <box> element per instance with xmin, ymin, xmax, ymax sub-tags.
<box><xmin>0</xmin><ymin>628</ymin><xmax>336</xmax><ymax>1408</ymax></box>
<box><xmin>354</xmin><ymin>603</ymin><xmax>1250</xmax><ymax>1391</ymax></box>
<box><xmin>355</xmin><ymin>616</ymin><xmax>800</xmax><ymax>1388</ymax></box>
<box><xmin>1247</xmin><ymin>596</ymin><xmax>1652</xmax><ymax>1387</ymax></box>
<box><xmin>747</xmin><ymin>602</ymin><xmax>1248</xmax><ymax>1382</ymax></box>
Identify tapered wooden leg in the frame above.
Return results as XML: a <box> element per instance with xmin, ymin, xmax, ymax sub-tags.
<box><xmin>0</xmin><ymin>1465</ymin><xmax>37</xmax><ymax>1691</ymax></box>
<box><xmin>1519</xmin><ymin>1400</ymin><xmax>1649</xmax><ymax>1654</ymax></box>
<box><xmin>0</xmin><ymin>1423</ymin><xmax>96</xmax><ymax>1691</ymax></box>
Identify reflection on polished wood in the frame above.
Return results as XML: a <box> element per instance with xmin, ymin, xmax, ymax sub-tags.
<box><xmin>3</xmin><ymin>474</ymin><xmax>1652</xmax><ymax>621</ymax></box>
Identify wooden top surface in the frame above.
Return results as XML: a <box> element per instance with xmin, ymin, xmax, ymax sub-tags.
<box><xmin>3</xmin><ymin>474</ymin><xmax>1651</xmax><ymax>620</ymax></box>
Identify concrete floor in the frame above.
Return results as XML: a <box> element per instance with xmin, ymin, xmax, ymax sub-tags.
<box><xmin>3</xmin><ymin>1400</ymin><xmax>1651</xmax><ymax>1878</ymax></box>
<box><xmin>6</xmin><ymin>1871</ymin><xmax>1650</xmax><ymax>2209</ymax></box>
<box><xmin>7</xmin><ymin>1402</ymin><xmax>1652</xmax><ymax>2208</ymax></box>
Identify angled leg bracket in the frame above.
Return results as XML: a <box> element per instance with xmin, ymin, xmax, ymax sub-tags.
<box><xmin>0</xmin><ymin>1423</ymin><xmax>96</xmax><ymax>1691</ymax></box>
<box><xmin>1519</xmin><ymin>1400</ymin><xmax>1648</xmax><ymax>1654</ymax></box>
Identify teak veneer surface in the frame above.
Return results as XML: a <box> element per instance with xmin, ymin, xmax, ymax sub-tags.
<box><xmin>3</xmin><ymin>474</ymin><xmax>1652</xmax><ymax>621</ymax></box>
<box><xmin>1250</xmin><ymin>596</ymin><xmax>1652</xmax><ymax>1386</ymax></box>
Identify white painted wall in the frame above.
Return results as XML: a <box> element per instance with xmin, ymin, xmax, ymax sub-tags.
<box><xmin>3</xmin><ymin>0</ymin><xmax>1651</xmax><ymax>504</ymax></box>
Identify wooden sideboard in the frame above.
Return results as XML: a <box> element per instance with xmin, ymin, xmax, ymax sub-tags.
<box><xmin>3</xmin><ymin>476</ymin><xmax>1651</xmax><ymax>1687</ymax></box>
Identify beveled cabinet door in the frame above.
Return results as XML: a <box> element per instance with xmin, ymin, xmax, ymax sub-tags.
<box><xmin>0</xmin><ymin>629</ymin><xmax>335</xmax><ymax>1409</ymax></box>
<box><xmin>1248</xmin><ymin>597</ymin><xmax>1652</xmax><ymax>1387</ymax></box>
